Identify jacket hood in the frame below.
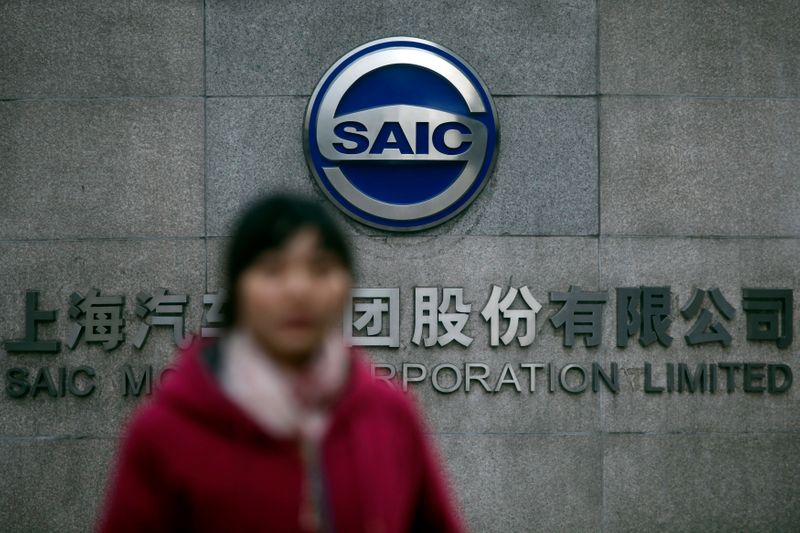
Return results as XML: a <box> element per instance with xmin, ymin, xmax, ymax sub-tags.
<box><xmin>149</xmin><ymin>332</ymin><xmax>377</xmax><ymax>448</ymax></box>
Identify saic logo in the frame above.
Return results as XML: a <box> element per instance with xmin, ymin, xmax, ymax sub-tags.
<box><xmin>304</xmin><ymin>37</ymin><xmax>498</xmax><ymax>231</ymax></box>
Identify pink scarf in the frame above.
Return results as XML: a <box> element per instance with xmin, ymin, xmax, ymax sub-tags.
<box><xmin>218</xmin><ymin>325</ymin><xmax>351</xmax><ymax>443</ymax></box>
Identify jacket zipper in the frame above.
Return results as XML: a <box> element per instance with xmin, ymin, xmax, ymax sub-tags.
<box><xmin>298</xmin><ymin>437</ymin><xmax>325</xmax><ymax>533</ymax></box>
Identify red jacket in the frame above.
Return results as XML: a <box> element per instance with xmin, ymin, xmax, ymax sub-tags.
<box><xmin>96</xmin><ymin>335</ymin><xmax>465</xmax><ymax>533</ymax></box>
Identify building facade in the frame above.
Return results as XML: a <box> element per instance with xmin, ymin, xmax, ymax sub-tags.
<box><xmin>1</xmin><ymin>1</ymin><xmax>798</xmax><ymax>531</ymax></box>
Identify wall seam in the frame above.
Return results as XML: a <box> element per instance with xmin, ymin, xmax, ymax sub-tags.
<box><xmin>5</xmin><ymin>93</ymin><xmax>798</xmax><ymax>103</ymax></box>
<box><xmin>202</xmin><ymin>0</ymin><xmax>209</xmax><ymax>295</ymax></box>
<box><xmin>595</xmin><ymin>1</ymin><xmax>608</xmax><ymax>531</ymax></box>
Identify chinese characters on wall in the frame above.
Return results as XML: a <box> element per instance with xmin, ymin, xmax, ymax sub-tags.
<box><xmin>2</xmin><ymin>285</ymin><xmax>793</xmax><ymax>353</ymax></box>
<box><xmin>2</xmin><ymin>285</ymin><xmax>793</xmax><ymax>399</ymax></box>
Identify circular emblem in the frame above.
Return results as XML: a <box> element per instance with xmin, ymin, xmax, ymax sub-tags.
<box><xmin>304</xmin><ymin>37</ymin><xmax>499</xmax><ymax>231</ymax></box>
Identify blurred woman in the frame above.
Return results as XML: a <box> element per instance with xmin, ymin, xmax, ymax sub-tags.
<box><xmin>96</xmin><ymin>193</ymin><xmax>465</xmax><ymax>533</ymax></box>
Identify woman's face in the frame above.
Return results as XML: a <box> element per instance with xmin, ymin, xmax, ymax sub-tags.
<box><xmin>235</xmin><ymin>227</ymin><xmax>352</xmax><ymax>367</ymax></box>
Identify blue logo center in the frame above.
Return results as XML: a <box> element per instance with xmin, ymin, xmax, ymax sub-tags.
<box><xmin>304</xmin><ymin>37</ymin><xmax>499</xmax><ymax>231</ymax></box>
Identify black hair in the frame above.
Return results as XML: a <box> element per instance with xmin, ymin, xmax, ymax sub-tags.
<box><xmin>221</xmin><ymin>193</ymin><xmax>353</xmax><ymax>330</ymax></box>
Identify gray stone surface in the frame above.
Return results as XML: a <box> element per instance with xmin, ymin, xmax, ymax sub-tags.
<box><xmin>0</xmin><ymin>0</ymin><xmax>203</xmax><ymax>99</ymax></box>
<box><xmin>0</xmin><ymin>99</ymin><xmax>204</xmax><ymax>240</ymax></box>
<box><xmin>439</xmin><ymin>434</ymin><xmax>602</xmax><ymax>532</ymax></box>
<box><xmin>208</xmin><ymin>235</ymin><xmax>604</xmax><ymax>433</ymax></box>
<box><xmin>600</xmin><ymin>0</ymin><xmax>800</xmax><ymax>97</ymax></box>
<box><xmin>600</xmin><ymin>97</ymin><xmax>800</xmax><ymax>237</ymax></box>
<box><xmin>206</xmin><ymin>96</ymin><xmax>598</xmax><ymax>237</ymax></box>
<box><xmin>206</xmin><ymin>0</ymin><xmax>596</xmax><ymax>96</ymax></box>
<box><xmin>0</xmin><ymin>437</ymin><xmax>116</xmax><ymax>533</ymax></box>
<box><xmin>604</xmin><ymin>433</ymin><xmax>800</xmax><ymax>531</ymax></box>
<box><xmin>599</xmin><ymin>237</ymin><xmax>800</xmax><ymax>433</ymax></box>
<box><xmin>205</xmin><ymin>96</ymin><xmax>318</xmax><ymax>237</ymax></box>
<box><xmin>0</xmin><ymin>239</ymin><xmax>205</xmax><ymax>437</ymax></box>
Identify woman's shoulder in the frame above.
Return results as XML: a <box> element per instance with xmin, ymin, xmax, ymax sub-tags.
<box><xmin>114</xmin><ymin>337</ymin><xmax>213</xmax><ymax>448</ymax></box>
<box><xmin>346</xmin><ymin>348</ymin><xmax>429</xmax><ymax>424</ymax></box>
<box><xmin>115</xmin><ymin>390</ymin><xmax>179</xmax><ymax>455</ymax></box>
